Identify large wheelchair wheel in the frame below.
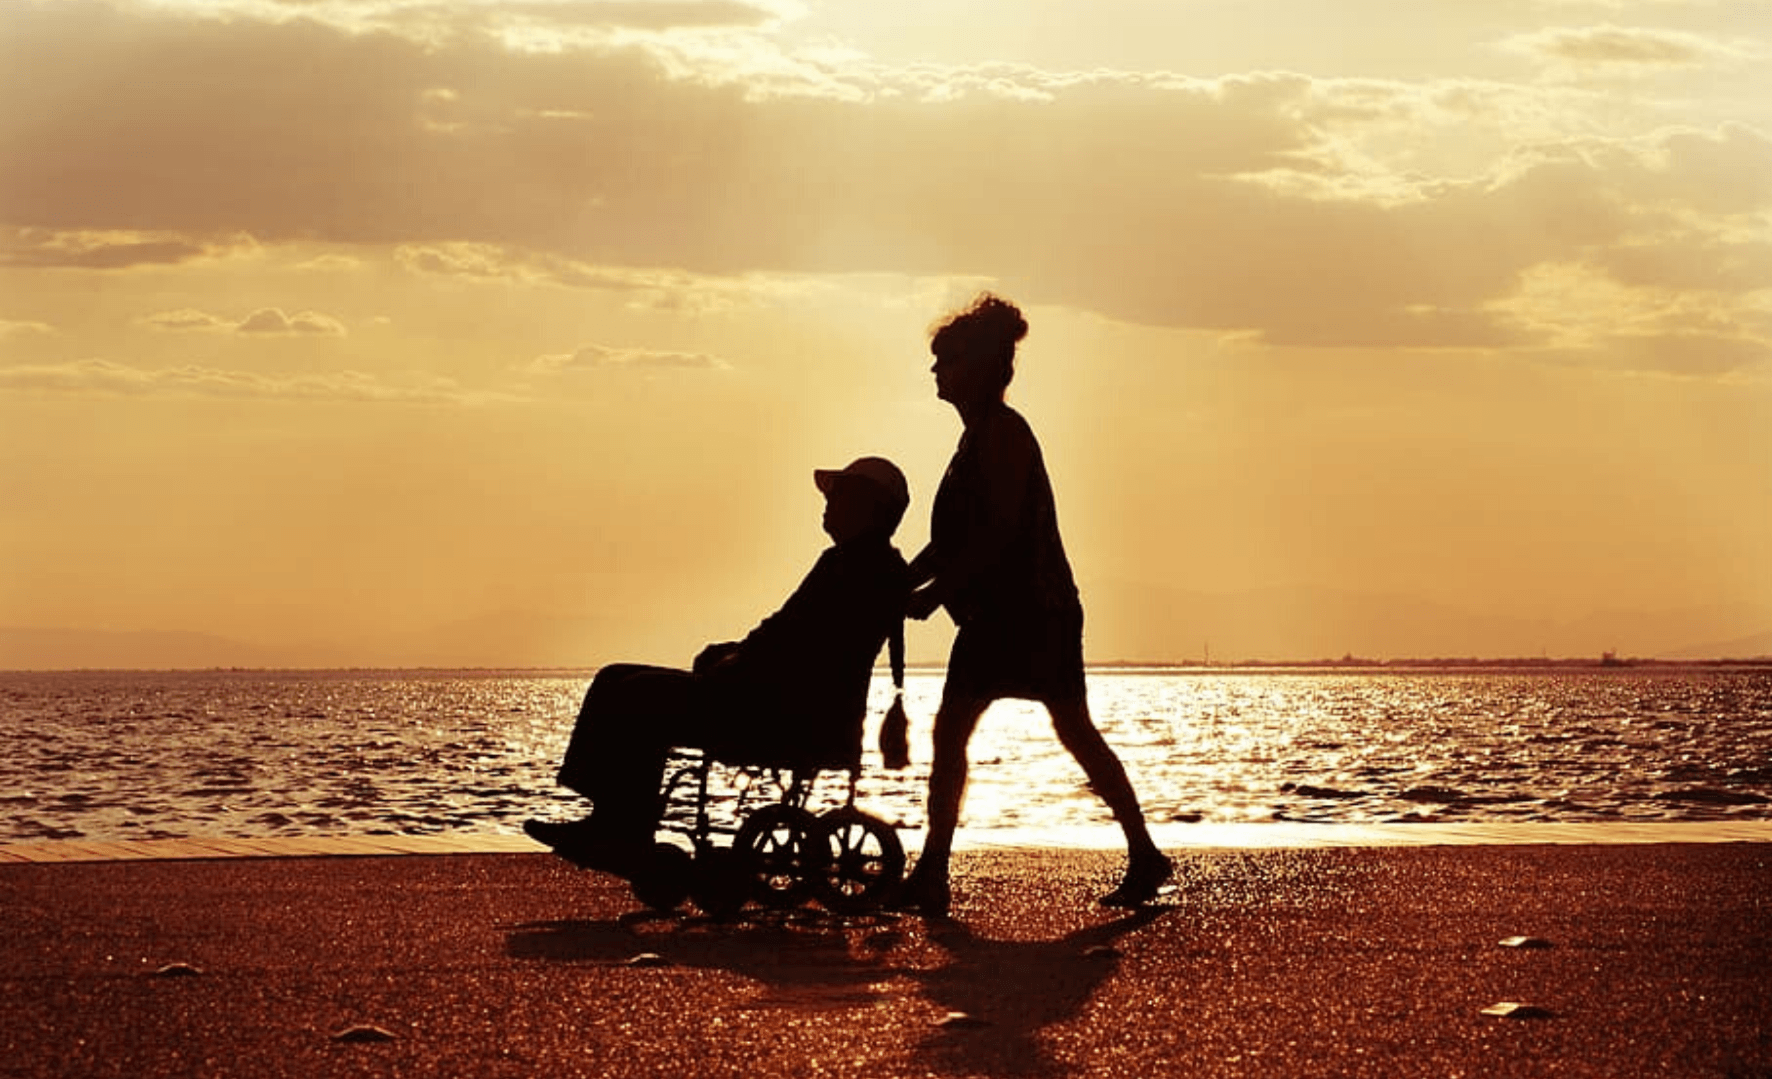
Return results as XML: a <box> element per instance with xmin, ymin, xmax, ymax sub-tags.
<box><xmin>690</xmin><ymin>845</ymin><xmax>750</xmax><ymax>921</ymax></box>
<box><xmin>811</xmin><ymin>808</ymin><xmax>905</xmax><ymax>915</ymax></box>
<box><xmin>733</xmin><ymin>804</ymin><xmax>827</xmax><ymax>909</ymax></box>
<box><xmin>630</xmin><ymin>842</ymin><xmax>693</xmax><ymax>913</ymax></box>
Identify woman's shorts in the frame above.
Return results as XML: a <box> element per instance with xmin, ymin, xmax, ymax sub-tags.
<box><xmin>943</xmin><ymin>605</ymin><xmax>1086</xmax><ymax>706</ymax></box>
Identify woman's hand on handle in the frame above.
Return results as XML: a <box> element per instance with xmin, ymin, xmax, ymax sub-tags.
<box><xmin>906</xmin><ymin>586</ymin><xmax>943</xmax><ymax>621</ymax></box>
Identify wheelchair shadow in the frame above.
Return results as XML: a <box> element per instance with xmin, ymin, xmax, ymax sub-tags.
<box><xmin>505</xmin><ymin>902</ymin><xmax>1174</xmax><ymax>1077</ymax></box>
<box><xmin>506</xmin><ymin>905</ymin><xmax>912</xmax><ymax>1009</ymax></box>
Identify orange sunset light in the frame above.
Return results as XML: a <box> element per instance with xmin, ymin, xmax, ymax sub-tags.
<box><xmin>1</xmin><ymin>0</ymin><xmax>1768</xmax><ymax>668</ymax></box>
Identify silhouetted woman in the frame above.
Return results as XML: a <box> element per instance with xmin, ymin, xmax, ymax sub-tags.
<box><xmin>898</xmin><ymin>294</ymin><xmax>1172</xmax><ymax>914</ymax></box>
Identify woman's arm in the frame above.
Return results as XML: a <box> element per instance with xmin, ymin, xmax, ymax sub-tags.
<box><xmin>906</xmin><ymin>543</ymin><xmax>938</xmax><ymax>587</ymax></box>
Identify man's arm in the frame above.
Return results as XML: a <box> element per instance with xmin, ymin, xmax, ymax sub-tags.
<box><xmin>719</xmin><ymin>549</ymin><xmax>848</xmax><ymax>673</ymax></box>
<box><xmin>692</xmin><ymin>640</ymin><xmax>741</xmax><ymax>674</ymax></box>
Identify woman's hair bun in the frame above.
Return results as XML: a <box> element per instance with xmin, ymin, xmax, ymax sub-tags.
<box><xmin>966</xmin><ymin>294</ymin><xmax>1028</xmax><ymax>345</ymax></box>
<box><xmin>934</xmin><ymin>292</ymin><xmax>1028</xmax><ymax>356</ymax></box>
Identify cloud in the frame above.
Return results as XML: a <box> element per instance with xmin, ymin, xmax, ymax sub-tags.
<box><xmin>395</xmin><ymin>242</ymin><xmax>805</xmax><ymax>311</ymax></box>
<box><xmin>295</xmin><ymin>253</ymin><xmax>363</xmax><ymax>272</ymax></box>
<box><xmin>528</xmin><ymin>344</ymin><xmax>728</xmax><ymax>372</ymax></box>
<box><xmin>236</xmin><ymin>308</ymin><xmax>349</xmax><ymax>335</ymax></box>
<box><xmin>1600</xmin><ymin>234</ymin><xmax>1772</xmax><ymax>294</ymax></box>
<box><xmin>142</xmin><ymin>306</ymin><xmax>349</xmax><ymax>335</ymax></box>
<box><xmin>1604</xmin><ymin>332</ymin><xmax>1771</xmax><ymax>377</ymax></box>
<box><xmin>1</xmin><ymin>3</ymin><xmax>1765</xmax><ymax>369</ymax></box>
<box><xmin>0</xmin><ymin>358</ymin><xmax>492</xmax><ymax>403</ymax></box>
<box><xmin>1534</xmin><ymin>332</ymin><xmax>1771</xmax><ymax>378</ymax></box>
<box><xmin>0</xmin><ymin>318</ymin><xmax>54</xmax><ymax>339</ymax></box>
<box><xmin>0</xmin><ymin>228</ymin><xmax>245</xmax><ymax>270</ymax></box>
<box><xmin>483</xmin><ymin>1</ymin><xmax>787</xmax><ymax>32</ymax></box>
<box><xmin>259</xmin><ymin>0</ymin><xmax>793</xmax><ymax>41</ymax></box>
<box><xmin>143</xmin><ymin>308</ymin><xmax>237</xmax><ymax>332</ymax></box>
<box><xmin>1503</xmin><ymin>24</ymin><xmax>1757</xmax><ymax>72</ymax></box>
<box><xmin>1489</xmin><ymin>260</ymin><xmax>1771</xmax><ymax>374</ymax></box>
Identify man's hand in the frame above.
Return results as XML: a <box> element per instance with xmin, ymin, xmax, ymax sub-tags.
<box><xmin>693</xmin><ymin>641</ymin><xmax>740</xmax><ymax>674</ymax></box>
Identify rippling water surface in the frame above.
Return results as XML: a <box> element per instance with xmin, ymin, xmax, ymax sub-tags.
<box><xmin>2</xmin><ymin>667</ymin><xmax>1769</xmax><ymax>844</ymax></box>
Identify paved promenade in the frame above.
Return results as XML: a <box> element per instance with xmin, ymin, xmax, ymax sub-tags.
<box><xmin>2</xmin><ymin>828</ymin><xmax>1769</xmax><ymax>1078</ymax></box>
<box><xmin>4</xmin><ymin>818</ymin><xmax>1770</xmax><ymax>863</ymax></box>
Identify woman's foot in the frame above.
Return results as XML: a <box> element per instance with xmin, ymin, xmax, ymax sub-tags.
<box><xmin>885</xmin><ymin>866</ymin><xmax>952</xmax><ymax>918</ymax></box>
<box><xmin>1099</xmin><ymin>850</ymin><xmax>1173</xmax><ymax>908</ymax></box>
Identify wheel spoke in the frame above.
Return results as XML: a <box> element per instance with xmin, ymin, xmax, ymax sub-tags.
<box><xmin>733</xmin><ymin>804</ymin><xmax>826</xmax><ymax>908</ymax></box>
<box><xmin>812</xmin><ymin>809</ymin><xmax>905</xmax><ymax>914</ymax></box>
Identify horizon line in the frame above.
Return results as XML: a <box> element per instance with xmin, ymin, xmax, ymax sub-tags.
<box><xmin>3</xmin><ymin>655</ymin><xmax>1770</xmax><ymax>675</ymax></box>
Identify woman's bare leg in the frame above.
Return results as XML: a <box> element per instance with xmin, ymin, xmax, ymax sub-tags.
<box><xmin>1046</xmin><ymin>695</ymin><xmax>1154</xmax><ymax>848</ymax></box>
<box><xmin>1047</xmin><ymin>694</ymin><xmax>1172</xmax><ymax>904</ymax></box>
<box><xmin>902</xmin><ymin>693</ymin><xmax>990</xmax><ymax>895</ymax></box>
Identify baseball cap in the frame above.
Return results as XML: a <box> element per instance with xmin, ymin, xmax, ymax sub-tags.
<box><xmin>813</xmin><ymin>456</ymin><xmax>910</xmax><ymax>514</ymax></box>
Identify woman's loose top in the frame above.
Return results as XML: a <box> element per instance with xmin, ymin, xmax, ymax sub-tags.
<box><xmin>928</xmin><ymin>403</ymin><xmax>1080</xmax><ymax>628</ymax></box>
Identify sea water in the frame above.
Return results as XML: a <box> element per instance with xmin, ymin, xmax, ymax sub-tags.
<box><xmin>2</xmin><ymin>667</ymin><xmax>1769</xmax><ymax>845</ymax></box>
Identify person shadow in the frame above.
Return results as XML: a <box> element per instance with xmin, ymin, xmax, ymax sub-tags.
<box><xmin>504</xmin><ymin>903</ymin><xmax>1173</xmax><ymax>1078</ymax></box>
<box><xmin>909</xmin><ymin>906</ymin><xmax>1171</xmax><ymax>1077</ymax></box>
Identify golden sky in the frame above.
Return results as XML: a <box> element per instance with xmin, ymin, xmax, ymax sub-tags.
<box><xmin>1</xmin><ymin>0</ymin><xmax>1769</xmax><ymax>666</ymax></box>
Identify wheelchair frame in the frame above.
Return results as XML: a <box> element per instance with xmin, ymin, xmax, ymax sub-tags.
<box><xmin>625</xmin><ymin>745</ymin><xmax>906</xmax><ymax>919</ymax></box>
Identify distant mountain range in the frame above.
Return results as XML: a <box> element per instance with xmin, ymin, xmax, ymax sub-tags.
<box><xmin>0</xmin><ymin>627</ymin><xmax>285</xmax><ymax>671</ymax></box>
<box><xmin>1659</xmin><ymin>628</ymin><xmax>1772</xmax><ymax>661</ymax></box>
<box><xmin>1080</xmin><ymin>582</ymin><xmax>1772</xmax><ymax>665</ymax></box>
<box><xmin>2</xmin><ymin>586</ymin><xmax>1768</xmax><ymax>669</ymax></box>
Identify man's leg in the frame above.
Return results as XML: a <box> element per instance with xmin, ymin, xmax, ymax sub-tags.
<box><xmin>542</xmin><ymin>664</ymin><xmax>699</xmax><ymax>858</ymax></box>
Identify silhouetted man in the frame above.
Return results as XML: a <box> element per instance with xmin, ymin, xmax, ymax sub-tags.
<box><xmin>525</xmin><ymin>457</ymin><xmax>910</xmax><ymax>875</ymax></box>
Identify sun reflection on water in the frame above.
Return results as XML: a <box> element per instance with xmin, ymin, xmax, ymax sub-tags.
<box><xmin>2</xmin><ymin>667</ymin><xmax>1768</xmax><ymax>844</ymax></box>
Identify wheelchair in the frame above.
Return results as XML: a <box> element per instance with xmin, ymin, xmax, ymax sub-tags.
<box><xmin>623</xmin><ymin>738</ymin><xmax>907</xmax><ymax>920</ymax></box>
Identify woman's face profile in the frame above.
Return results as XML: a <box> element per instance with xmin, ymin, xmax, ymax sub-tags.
<box><xmin>930</xmin><ymin>343</ymin><xmax>994</xmax><ymax>406</ymax></box>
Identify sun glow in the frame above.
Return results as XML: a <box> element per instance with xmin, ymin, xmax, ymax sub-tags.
<box><xmin>1</xmin><ymin>0</ymin><xmax>1768</xmax><ymax>667</ymax></box>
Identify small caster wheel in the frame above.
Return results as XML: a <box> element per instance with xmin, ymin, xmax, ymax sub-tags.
<box><xmin>630</xmin><ymin>842</ymin><xmax>693</xmax><ymax>912</ymax></box>
<box><xmin>690</xmin><ymin>845</ymin><xmax>750</xmax><ymax>921</ymax></box>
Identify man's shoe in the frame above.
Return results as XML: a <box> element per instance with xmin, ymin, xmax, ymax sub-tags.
<box><xmin>524</xmin><ymin>817</ymin><xmax>596</xmax><ymax>849</ymax></box>
<box><xmin>524</xmin><ymin>817</ymin><xmax>645</xmax><ymax>874</ymax></box>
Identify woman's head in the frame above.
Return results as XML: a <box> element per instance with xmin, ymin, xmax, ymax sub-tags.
<box><xmin>930</xmin><ymin>293</ymin><xmax>1028</xmax><ymax>407</ymax></box>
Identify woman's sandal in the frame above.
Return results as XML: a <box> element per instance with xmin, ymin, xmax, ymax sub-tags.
<box><xmin>884</xmin><ymin>869</ymin><xmax>952</xmax><ymax>918</ymax></box>
<box><xmin>1098</xmin><ymin>851</ymin><xmax>1174</xmax><ymax>908</ymax></box>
